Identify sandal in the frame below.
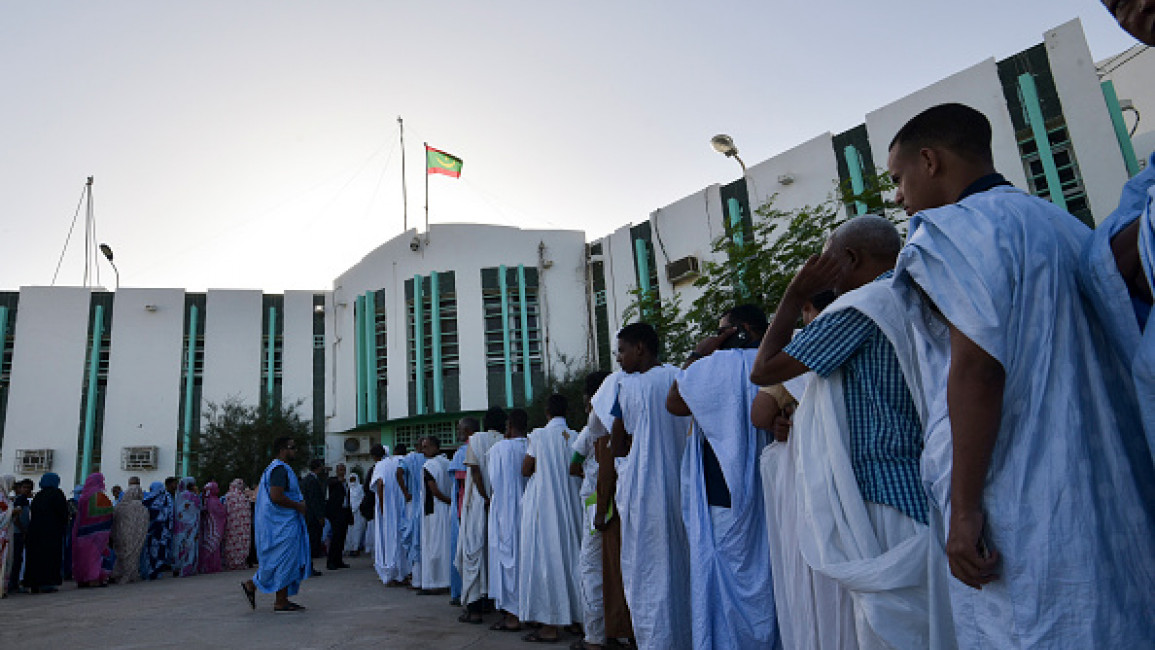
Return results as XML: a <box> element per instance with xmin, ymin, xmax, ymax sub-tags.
<box><xmin>491</xmin><ymin>620</ymin><xmax>522</xmax><ymax>632</ymax></box>
<box><xmin>241</xmin><ymin>582</ymin><xmax>256</xmax><ymax>610</ymax></box>
<box><xmin>274</xmin><ymin>601</ymin><xmax>307</xmax><ymax>613</ymax></box>
<box><xmin>458</xmin><ymin>612</ymin><xmax>483</xmax><ymax>624</ymax></box>
<box><xmin>523</xmin><ymin>632</ymin><xmax>559</xmax><ymax>643</ymax></box>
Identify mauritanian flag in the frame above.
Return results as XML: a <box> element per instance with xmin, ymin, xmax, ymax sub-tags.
<box><xmin>426</xmin><ymin>145</ymin><xmax>463</xmax><ymax>178</ymax></box>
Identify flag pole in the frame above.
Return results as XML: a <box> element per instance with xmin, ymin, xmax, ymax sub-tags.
<box><xmin>424</xmin><ymin>141</ymin><xmax>430</xmax><ymax>237</ymax></box>
<box><xmin>398</xmin><ymin>116</ymin><xmax>408</xmax><ymax>232</ymax></box>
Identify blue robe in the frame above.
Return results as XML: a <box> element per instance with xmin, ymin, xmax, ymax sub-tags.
<box><xmin>895</xmin><ymin>185</ymin><xmax>1155</xmax><ymax>647</ymax></box>
<box><xmin>678</xmin><ymin>349</ymin><xmax>778</xmax><ymax>649</ymax></box>
<box><xmin>400</xmin><ymin>452</ymin><xmax>426</xmax><ymax>568</ymax></box>
<box><xmin>251</xmin><ymin>460</ymin><xmax>310</xmax><ymax>595</ymax></box>
<box><xmin>139</xmin><ymin>481</ymin><xmax>174</xmax><ymax>580</ymax></box>
<box><xmin>448</xmin><ymin>444</ymin><xmax>468</xmax><ymax>600</ymax></box>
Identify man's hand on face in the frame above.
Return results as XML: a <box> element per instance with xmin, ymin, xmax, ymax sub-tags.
<box><xmin>786</xmin><ymin>252</ymin><xmax>845</xmax><ymax>301</ymax></box>
<box><xmin>692</xmin><ymin>326</ymin><xmax>738</xmax><ymax>359</ymax></box>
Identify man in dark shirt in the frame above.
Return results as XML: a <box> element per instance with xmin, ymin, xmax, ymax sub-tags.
<box><xmin>325</xmin><ymin>463</ymin><xmax>353</xmax><ymax>570</ymax></box>
<box><xmin>300</xmin><ymin>458</ymin><xmax>326</xmax><ymax>576</ymax></box>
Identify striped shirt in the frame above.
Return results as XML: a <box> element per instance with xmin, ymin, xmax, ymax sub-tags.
<box><xmin>783</xmin><ymin>272</ymin><xmax>927</xmax><ymax>524</ymax></box>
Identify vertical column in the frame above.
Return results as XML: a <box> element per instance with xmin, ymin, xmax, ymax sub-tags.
<box><xmin>1101</xmin><ymin>80</ymin><xmax>1140</xmax><ymax>178</ymax></box>
<box><xmin>726</xmin><ymin>198</ymin><xmax>745</xmax><ymax>246</ymax></box>
<box><xmin>843</xmin><ymin>145</ymin><xmax>868</xmax><ymax>215</ymax></box>
<box><xmin>0</xmin><ymin>306</ymin><xmax>8</xmax><ymax>371</ymax></box>
<box><xmin>413</xmin><ymin>275</ymin><xmax>426</xmax><ymax>416</ymax></box>
<box><xmin>429</xmin><ymin>272</ymin><xmax>444</xmax><ymax>413</ymax></box>
<box><xmin>364</xmin><ymin>291</ymin><xmax>379</xmax><ymax>423</ymax></box>
<box><xmin>182</xmin><ymin>304</ymin><xmax>199</xmax><ymax>478</ymax></box>
<box><xmin>1018</xmin><ymin>73</ymin><xmax>1067</xmax><ymax>211</ymax></box>
<box><xmin>634</xmin><ymin>239</ymin><xmax>651</xmax><ymax>293</ymax></box>
<box><xmin>265</xmin><ymin>305</ymin><xmax>276</xmax><ymax>408</ymax></box>
<box><xmin>80</xmin><ymin>304</ymin><xmax>105</xmax><ymax>480</ymax></box>
<box><xmin>499</xmin><ymin>265</ymin><xmax>513</xmax><ymax>408</ymax></box>
<box><xmin>354</xmin><ymin>295</ymin><xmax>366</xmax><ymax>426</ymax></box>
<box><xmin>517</xmin><ymin>265</ymin><xmax>532</xmax><ymax>404</ymax></box>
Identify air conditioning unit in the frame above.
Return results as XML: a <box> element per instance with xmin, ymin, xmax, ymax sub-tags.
<box><xmin>344</xmin><ymin>436</ymin><xmax>372</xmax><ymax>456</ymax></box>
<box><xmin>16</xmin><ymin>449</ymin><xmax>53</xmax><ymax>474</ymax></box>
<box><xmin>122</xmin><ymin>446</ymin><xmax>159</xmax><ymax>471</ymax></box>
<box><xmin>666</xmin><ymin>255</ymin><xmax>701</xmax><ymax>285</ymax></box>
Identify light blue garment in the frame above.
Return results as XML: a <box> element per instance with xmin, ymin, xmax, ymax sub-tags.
<box><xmin>448</xmin><ymin>444</ymin><xmax>467</xmax><ymax>600</ymax></box>
<box><xmin>615</xmin><ymin>365</ymin><xmax>693</xmax><ymax>650</ymax></box>
<box><xmin>678</xmin><ymin>349</ymin><xmax>778</xmax><ymax>649</ymax></box>
<box><xmin>251</xmin><ymin>460</ymin><xmax>310</xmax><ymax>596</ymax></box>
<box><xmin>1136</xmin><ymin>170</ymin><xmax>1155</xmax><ymax>448</ymax></box>
<box><xmin>895</xmin><ymin>185</ymin><xmax>1155</xmax><ymax>648</ymax></box>
<box><xmin>1079</xmin><ymin>152</ymin><xmax>1155</xmax><ymax>463</ymax></box>
<box><xmin>401</xmin><ymin>452</ymin><xmax>425</xmax><ymax>566</ymax></box>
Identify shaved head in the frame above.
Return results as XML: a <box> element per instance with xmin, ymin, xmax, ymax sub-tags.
<box><xmin>830</xmin><ymin>216</ymin><xmax>902</xmax><ymax>264</ymax></box>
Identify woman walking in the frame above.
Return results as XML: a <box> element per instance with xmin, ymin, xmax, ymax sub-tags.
<box><xmin>198</xmin><ymin>481</ymin><xmax>227</xmax><ymax>574</ymax></box>
<box><xmin>141</xmin><ymin>481</ymin><xmax>174</xmax><ymax>580</ymax></box>
<box><xmin>110</xmin><ymin>484</ymin><xmax>148</xmax><ymax>583</ymax></box>
<box><xmin>172</xmin><ymin>477</ymin><xmax>201</xmax><ymax>577</ymax></box>
<box><xmin>344</xmin><ymin>473</ymin><xmax>367</xmax><ymax>557</ymax></box>
<box><xmin>23</xmin><ymin>473</ymin><xmax>68</xmax><ymax>593</ymax></box>
<box><xmin>222</xmin><ymin>479</ymin><xmax>252</xmax><ymax>571</ymax></box>
<box><xmin>73</xmin><ymin>472</ymin><xmax>115</xmax><ymax>588</ymax></box>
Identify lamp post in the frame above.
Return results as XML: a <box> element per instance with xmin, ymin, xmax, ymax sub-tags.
<box><xmin>711</xmin><ymin>134</ymin><xmax>750</xmax><ymax>296</ymax></box>
<box><xmin>99</xmin><ymin>243</ymin><xmax>119</xmax><ymax>291</ymax></box>
<box><xmin>710</xmin><ymin>134</ymin><xmax>747</xmax><ymax>174</ymax></box>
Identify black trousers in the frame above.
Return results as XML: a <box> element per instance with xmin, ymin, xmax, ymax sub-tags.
<box><xmin>307</xmin><ymin>519</ymin><xmax>325</xmax><ymax>559</ymax></box>
<box><xmin>326</xmin><ymin>517</ymin><xmax>348</xmax><ymax>568</ymax></box>
<box><xmin>8</xmin><ymin>533</ymin><xmax>24</xmax><ymax>592</ymax></box>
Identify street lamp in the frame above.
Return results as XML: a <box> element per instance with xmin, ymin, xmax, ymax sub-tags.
<box><xmin>99</xmin><ymin>243</ymin><xmax>119</xmax><ymax>291</ymax></box>
<box><xmin>710</xmin><ymin>134</ymin><xmax>747</xmax><ymax>174</ymax></box>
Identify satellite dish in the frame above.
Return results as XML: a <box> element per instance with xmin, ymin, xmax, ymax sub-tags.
<box><xmin>343</xmin><ymin>437</ymin><xmax>361</xmax><ymax>453</ymax></box>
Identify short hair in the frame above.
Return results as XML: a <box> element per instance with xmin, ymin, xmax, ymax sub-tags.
<box><xmin>483</xmin><ymin>406</ymin><xmax>507</xmax><ymax>433</ymax></box>
<box><xmin>584</xmin><ymin>371</ymin><xmax>611</xmax><ymax>398</ymax></box>
<box><xmin>273</xmin><ymin>436</ymin><xmax>295</xmax><ymax>454</ymax></box>
<box><xmin>547</xmin><ymin>394</ymin><xmax>568</xmax><ymax>417</ymax></box>
<box><xmin>370</xmin><ymin>443</ymin><xmax>385</xmax><ymax>459</ymax></box>
<box><xmin>308</xmin><ymin>458</ymin><xmax>324</xmax><ymax>471</ymax></box>
<box><xmin>508</xmin><ymin>408</ymin><xmax>529</xmax><ymax>433</ymax></box>
<box><xmin>164</xmin><ymin>476</ymin><xmax>178</xmax><ymax>485</ymax></box>
<box><xmin>617</xmin><ymin>322</ymin><xmax>660</xmax><ymax>358</ymax></box>
<box><xmin>888</xmin><ymin>103</ymin><xmax>994</xmax><ymax>164</ymax></box>
<box><xmin>460</xmin><ymin>417</ymin><xmax>481</xmax><ymax>434</ymax></box>
<box><xmin>19</xmin><ymin>478</ymin><xmax>34</xmax><ymax>489</ymax></box>
<box><xmin>426</xmin><ymin>436</ymin><xmax>441</xmax><ymax>451</ymax></box>
<box><xmin>724</xmin><ymin>304</ymin><xmax>768</xmax><ymax>338</ymax></box>
<box><xmin>831</xmin><ymin>216</ymin><xmax>902</xmax><ymax>263</ymax></box>
<box><xmin>394</xmin><ymin>443</ymin><xmax>409</xmax><ymax>456</ymax></box>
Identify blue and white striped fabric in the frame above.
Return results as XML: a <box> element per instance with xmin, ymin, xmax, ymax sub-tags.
<box><xmin>783</xmin><ymin>270</ymin><xmax>927</xmax><ymax>525</ymax></box>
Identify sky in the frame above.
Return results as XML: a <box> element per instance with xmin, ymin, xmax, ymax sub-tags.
<box><xmin>0</xmin><ymin>1</ymin><xmax>1140</xmax><ymax>292</ymax></box>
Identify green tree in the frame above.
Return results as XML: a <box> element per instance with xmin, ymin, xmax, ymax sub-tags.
<box><xmin>525</xmin><ymin>353</ymin><xmax>598</xmax><ymax>430</ymax></box>
<box><xmin>622</xmin><ymin>172</ymin><xmax>905</xmax><ymax>356</ymax></box>
<box><xmin>196</xmin><ymin>397</ymin><xmax>313</xmax><ymax>486</ymax></box>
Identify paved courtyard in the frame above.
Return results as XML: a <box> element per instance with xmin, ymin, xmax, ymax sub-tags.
<box><xmin>0</xmin><ymin>555</ymin><xmax>559</xmax><ymax>649</ymax></box>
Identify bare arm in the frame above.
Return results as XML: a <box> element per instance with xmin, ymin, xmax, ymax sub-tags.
<box><xmin>521</xmin><ymin>454</ymin><xmax>536</xmax><ymax>478</ymax></box>
<box><xmin>1111</xmin><ymin>219</ymin><xmax>1154</xmax><ymax>304</ymax></box>
<box><xmin>945</xmin><ymin>324</ymin><xmax>1004</xmax><ymax>589</ymax></box>
<box><xmin>610</xmin><ymin>417</ymin><xmax>631</xmax><ymax>457</ymax></box>
<box><xmin>269</xmin><ymin>485</ymin><xmax>306</xmax><ymax>515</ymax></box>
<box><xmin>425</xmin><ymin>474</ymin><xmax>451</xmax><ymax>505</ymax></box>
<box><xmin>666</xmin><ymin>381</ymin><xmax>691</xmax><ymax>417</ymax></box>
<box><xmin>750</xmin><ymin>254</ymin><xmax>840</xmax><ymax>386</ymax></box>
<box><xmin>569</xmin><ymin>455</ymin><xmax>584</xmax><ymax>478</ymax></box>
<box><xmin>750</xmin><ymin>390</ymin><xmax>781</xmax><ymax>431</ymax></box>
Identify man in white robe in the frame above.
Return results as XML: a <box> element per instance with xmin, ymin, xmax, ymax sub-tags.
<box><xmin>448</xmin><ymin>427</ymin><xmax>469</xmax><ymax>606</ymax></box>
<box><xmin>888</xmin><ymin>103</ymin><xmax>1155</xmax><ymax>647</ymax></box>
<box><xmin>457</xmin><ymin>408</ymin><xmax>506</xmax><ymax>623</ymax></box>
<box><xmin>610</xmin><ymin>322</ymin><xmax>692</xmax><ymax>650</ymax></box>
<box><xmin>372</xmin><ymin>444</ymin><xmax>410</xmax><ymax>585</ymax></box>
<box><xmin>570</xmin><ymin>371</ymin><xmax>615</xmax><ymax>650</ymax></box>
<box><xmin>487</xmin><ymin>408</ymin><xmax>530</xmax><ymax>631</ymax></box>
<box><xmin>400</xmin><ymin>441</ymin><xmax>426</xmax><ymax>588</ymax></box>
<box><xmin>668</xmin><ymin>305</ymin><xmax>777</xmax><ymax>649</ymax></box>
<box><xmin>518</xmin><ymin>394</ymin><xmax>584</xmax><ymax>642</ymax></box>
<box><xmin>419</xmin><ymin>437</ymin><xmax>454</xmax><ymax>592</ymax></box>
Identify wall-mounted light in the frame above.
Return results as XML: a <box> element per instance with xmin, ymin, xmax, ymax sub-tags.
<box><xmin>144</xmin><ymin>304</ymin><xmax>158</xmax><ymax>312</ymax></box>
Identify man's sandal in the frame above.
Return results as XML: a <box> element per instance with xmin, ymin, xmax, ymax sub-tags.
<box><xmin>240</xmin><ymin>582</ymin><xmax>256</xmax><ymax>610</ymax></box>
<box><xmin>274</xmin><ymin>601</ymin><xmax>306</xmax><ymax>613</ymax></box>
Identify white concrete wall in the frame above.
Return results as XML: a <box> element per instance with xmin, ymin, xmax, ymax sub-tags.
<box><xmin>648</xmin><ymin>187</ymin><xmax>722</xmax><ymax>312</ymax></box>
<box><xmin>282</xmin><ymin>290</ymin><xmax>319</xmax><ymax>420</ymax></box>
<box><xmin>331</xmin><ymin>224</ymin><xmax>588</xmax><ymax>431</ymax></box>
<box><xmin>864</xmin><ymin>58</ymin><xmax>1029</xmax><ymax>191</ymax></box>
<box><xmin>1098</xmin><ymin>45</ymin><xmax>1155</xmax><ymax>163</ymax></box>
<box><xmin>1047</xmin><ymin>19</ymin><xmax>1131</xmax><ymax>224</ymax></box>
<box><xmin>2</xmin><ymin>287</ymin><xmax>92</xmax><ymax>484</ymax></box>
<box><xmin>745</xmin><ymin>133</ymin><xmax>842</xmax><ymax>216</ymax></box>
<box><xmin>99</xmin><ymin>288</ymin><xmax>185</xmax><ymax>487</ymax></box>
<box><xmin>201</xmin><ymin>290</ymin><xmax>262</xmax><ymax>410</ymax></box>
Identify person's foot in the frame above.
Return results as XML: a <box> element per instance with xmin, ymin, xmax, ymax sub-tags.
<box><xmin>523</xmin><ymin>631</ymin><xmax>560</xmax><ymax>643</ymax></box>
<box><xmin>449</xmin><ymin>597</ymin><xmax>461</xmax><ymax>606</ymax></box>
<box><xmin>273</xmin><ymin>601</ymin><xmax>306</xmax><ymax>613</ymax></box>
<box><xmin>458</xmin><ymin>611</ymin><xmax>483</xmax><ymax>624</ymax></box>
<box><xmin>310</xmin><ymin>569</ymin><xmax>323</xmax><ymax>577</ymax></box>
<box><xmin>241</xmin><ymin>581</ymin><xmax>256</xmax><ymax>610</ymax></box>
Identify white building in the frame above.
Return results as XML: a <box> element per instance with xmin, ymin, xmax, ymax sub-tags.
<box><xmin>0</xmin><ymin>18</ymin><xmax>1149</xmax><ymax>487</ymax></box>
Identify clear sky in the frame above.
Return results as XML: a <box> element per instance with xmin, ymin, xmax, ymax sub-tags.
<box><xmin>0</xmin><ymin>1</ymin><xmax>1139</xmax><ymax>292</ymax></box>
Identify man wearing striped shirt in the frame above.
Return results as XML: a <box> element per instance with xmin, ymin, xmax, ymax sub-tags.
<box><xmin>751</xmin><ymin>215</ymin><xmax>946</xmax><ymax>648</ymax></box>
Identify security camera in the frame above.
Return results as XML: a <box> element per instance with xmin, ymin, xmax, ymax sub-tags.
<box><xmin>410</xmin><ymin>236</ymin><xmax>421</xmax><ymax>252</ymax></box>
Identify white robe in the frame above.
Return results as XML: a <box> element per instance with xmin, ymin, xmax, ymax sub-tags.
<box><xmin>456</xmin><ymin>430</ymin><xmax>503</xmax><ymax>606</ymax></box>
<box><xmin>896</xmin><ymin>185</ymin><xmax>1155</xmax><ymax>647</ymax></box>
<box><xmin>344</xmin><ymin>476</ymin><xmax>367</xmax><ymax>553</ymax></box>
<box><xmin>518</xmin><ymin>417</ymin><xmax>584</xmax><ymax>626</ymax></box>
<box><xmin>487</xmin><ymin>437</ymin><xmax>529</xmax><ymax>615</ymax></box>
<box><xmin>371</xmin><ymin>456</ymin><xmax>409</xmax><ymax>584</ymax></box>
<box><xmin>420</xmin><ymin>454</ymin><xmax>453</xmax><ymax>589</ymax></box>
<box><xmin>614</xmin><ymin>365</ymin><xmax>693</xmax><ymax>650</ymax></box>
<box><xmin>678</xmin><ymin>349</ymin><xmax>778</xmax><ymax>649</ymax></box>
